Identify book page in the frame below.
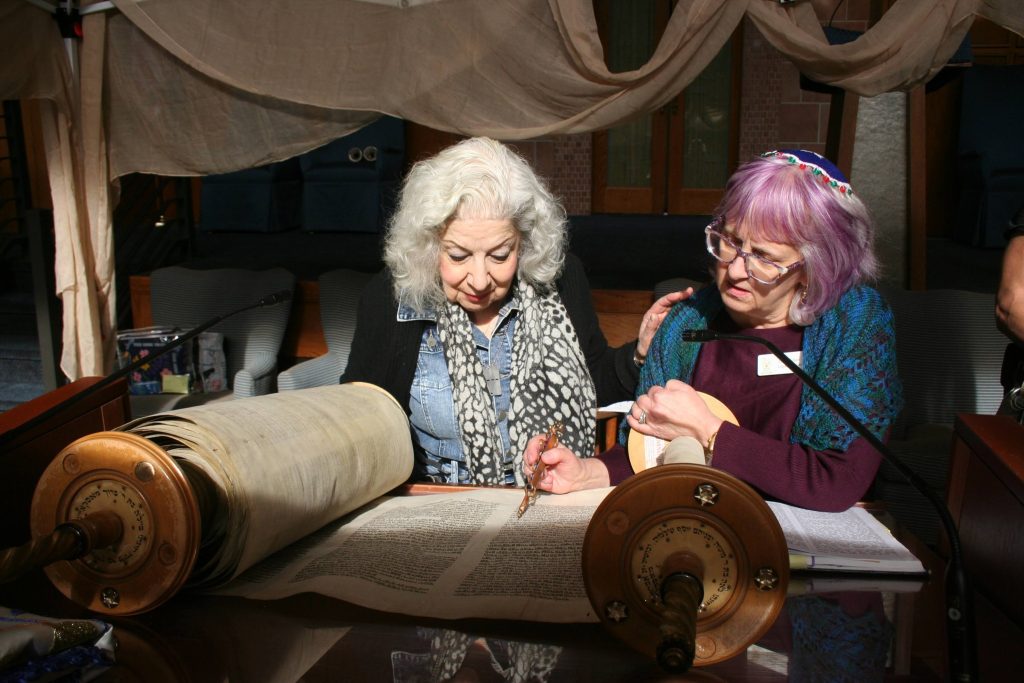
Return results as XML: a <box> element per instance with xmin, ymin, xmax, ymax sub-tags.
<box><xmin>212</xmin><ymin>489</ymin><xmax>924</xmax><ymax>624</ymax></box>
<box><xmin>768</xmin><ymin>502</ymin><xmax>924</xmax><ymax>573</ymax></box>
<box><xmin>214</xmin><ymin>487</ymin><xmax>613</xmax><ymax>623</ymax></box>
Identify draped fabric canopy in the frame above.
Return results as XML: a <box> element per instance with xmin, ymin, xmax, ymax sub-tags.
<box><xmin>1</xmin><ymin>0</ymin><xmax>1021</xmax><ymax>379</ymax></box>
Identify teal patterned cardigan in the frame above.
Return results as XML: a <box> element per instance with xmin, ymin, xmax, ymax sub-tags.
<box><xmin>626</xmin><ymin>285</ymin><xmax>904</xmax><ymax>451</ymax></box>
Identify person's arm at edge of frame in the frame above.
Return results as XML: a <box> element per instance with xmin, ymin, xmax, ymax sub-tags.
<box><xmin>997</xmin><ymin>222</ymin><xmax>1024</xmax><ymax>345</ymax></box>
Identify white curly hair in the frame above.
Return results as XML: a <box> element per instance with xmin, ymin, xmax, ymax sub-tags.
<box><xmin>383</xmin><ymin>137</ymin><xmax>568</xmax><ymax>313</ymax></box>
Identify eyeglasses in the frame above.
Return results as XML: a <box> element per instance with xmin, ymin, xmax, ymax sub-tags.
<box><xmin>704</xmin><ymin>220</ymin><xmax>803</xmax><ymax>285</ymax></box>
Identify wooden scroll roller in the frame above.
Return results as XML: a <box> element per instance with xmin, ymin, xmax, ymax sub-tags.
<box><xmin>581</xmin><ymin>464</ymin><xmax>789</xmax><ymax>672</ymax></box>
<box><xmin>627</xmin><ymin>392</ymin><xmax>739</xmax><ymax>472</ymax></box>
<box><xmin>16</xmin><ymin>383</ymin><xmax>412</xmax><ymax>615</ymax></box>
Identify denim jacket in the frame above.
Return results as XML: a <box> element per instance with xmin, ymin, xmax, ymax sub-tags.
<box><xmin>399</xmin><ymin>297</ymin><xmax>520</xmax><ymax>484</ymax></box>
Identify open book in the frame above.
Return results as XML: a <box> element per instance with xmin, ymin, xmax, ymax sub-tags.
<box><xmin>211</xmin><ymin>488</ymin><xmax>924</xmax><ymax>623</ymax></box>
<box><xmin>121</xmin><ymin>383</ymin><xmax>609</xmax><ymax>622</ymax></box>
<box><xmin>768</xmin><ymin>502</ymin><xmax>926</xmax><ymax>575</ymax></box>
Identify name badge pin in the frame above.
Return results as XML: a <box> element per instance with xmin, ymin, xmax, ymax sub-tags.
<box><xmin>757</xmin><ymin>351</ymin><xmax>802</xmax><ymax>376</ymax></box>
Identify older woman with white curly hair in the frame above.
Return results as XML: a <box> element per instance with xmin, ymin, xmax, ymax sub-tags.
<box><xmin>342</xmin><ymin>137</ymin><xmax>685</xmax><ymax>486</ymax></box>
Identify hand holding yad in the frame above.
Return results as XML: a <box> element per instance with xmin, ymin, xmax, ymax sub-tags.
<box><xmin>517</xmin><ymin>423</ymin><xmax>564</xmax><ymax>518</ymax></box>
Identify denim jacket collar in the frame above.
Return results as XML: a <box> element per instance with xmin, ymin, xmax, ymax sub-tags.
<box><xmin>397</xmin><ymin>299</ymin><xmax>437</xmax><ymax>323</ymax></box>
<box><xmin>397</xmin><ymin>294</ymin><xmax>521</xmax><ymax>324</ymax></box>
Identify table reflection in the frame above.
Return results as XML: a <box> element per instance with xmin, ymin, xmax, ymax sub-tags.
<box><xmin>769</xmin><ymin>593</ymin><xmax>893</xmax><ymax>682</ymax></box>
<box><xmin>92</xmin><ymin>574</ymin><xmax>932</xmax><ymax>683</ymax></box>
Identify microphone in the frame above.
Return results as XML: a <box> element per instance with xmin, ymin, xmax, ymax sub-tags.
<box><xmin>682</xmin><ymin>328</ymin><xmax>978</xmax><ymax>682</ymax></box>
<box><xmin>0</xmin><ymin>290</ymin><xmax>293</xmax><ymax>450</ymax></box>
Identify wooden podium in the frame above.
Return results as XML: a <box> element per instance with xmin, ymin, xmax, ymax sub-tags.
<box><xmin>0</xmin><ymin>377</ymin><xmax>130</xmax><ymax>549</ymax></box>
<box><xmin>946</xmin><ymin>413</ymin><xmax>1024</xmax><ymax>680</ymax></box>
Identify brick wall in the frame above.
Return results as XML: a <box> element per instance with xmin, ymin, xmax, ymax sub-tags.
<box><xmin>771</xmin><ymin>0</ymin><xmax>871</xmax><ymax>156</ymax></box>
<box><xmin>511</xmin><ymin>134</ymin><xmax>592</xmax><ymax>215</ymax></box>
<box><xmin>738</xmin><ymin>17</ymin><xmax>783</xmax><ymax>162</ymax></box>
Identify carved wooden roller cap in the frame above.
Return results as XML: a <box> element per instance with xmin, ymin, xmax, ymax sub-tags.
<box><xmin>581</xmin><ymin>464</ymin><xmax>789</xmax><ymax>670</ymax></box>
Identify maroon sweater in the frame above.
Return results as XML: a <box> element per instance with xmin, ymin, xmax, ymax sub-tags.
<box><xmin>597</xmin><ymin>323</ymin><xmax>882</xmax><ymax>511</ymax></box>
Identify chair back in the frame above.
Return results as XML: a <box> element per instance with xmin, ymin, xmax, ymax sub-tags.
<box><xmin>274</xmin><ymin>268</ymin><xmax>372</xmax><ymax>392</ymax></box>
<box><xmin>149</xmin><ymin>266</ymin><xmax>296</xmax><ymax>396</ymax></box>
<box><xmin>654</xmin><ymin>277</ymin><xmax>709</xmax><ymax>299</ymax></box>
<box><xmin>886</xmin><ymin>287</ymin><xmax>1005</xmax><ymax>436</ymax></box>
<box><xmin>876</xmin><ymin>287</ymin><xmax>1005</xmax><ymax>544</ymax></box>
<box><xmin>318</xmin><ymin>269</ymin><xmax>373</xmax><ymax>361</ymax></box>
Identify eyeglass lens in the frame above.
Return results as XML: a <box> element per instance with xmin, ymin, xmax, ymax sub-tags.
<box><xmin>706</xmin><ymin>229</ymin><xmax>784</xmax><ymax>284</ymax></box>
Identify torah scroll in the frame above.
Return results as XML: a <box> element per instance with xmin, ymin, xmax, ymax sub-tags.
<box><xmin>120</xmin><ymin>382</ymin><xmax>414</xmax><ymax>588</ymax></box>
<box><xmin>33</xmin><ymin>381</ymin><xmax>606</xmax><ymax>620</ymax></box>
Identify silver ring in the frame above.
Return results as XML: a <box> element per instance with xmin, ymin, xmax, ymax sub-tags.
<box><xmin>638</xmin><ymin>409</ymin><xmax>647</xmax><ymax>425</ymax></box>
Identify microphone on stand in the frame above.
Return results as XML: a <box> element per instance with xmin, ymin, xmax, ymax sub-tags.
<box><xmin>0</xmin><ymin>289</ymin><xmax>294</xmax><ymax>450</ymax></box>
<box><xmin>681</xmin><ymin>328</ymin><xmax>978</xmax><ymax>683</ymax></box>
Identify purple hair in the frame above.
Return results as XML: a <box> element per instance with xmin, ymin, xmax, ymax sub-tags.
<box><xmin>713</xmin><ymin>151</ymin><xmax>878</xmax><ymax>325</ymax></box>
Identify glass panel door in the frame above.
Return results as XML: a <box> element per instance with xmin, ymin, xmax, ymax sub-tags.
<box><xmin>593</xmin><ymin>1</ymin><xmax>739</xmax><ymax>215</ymax></box>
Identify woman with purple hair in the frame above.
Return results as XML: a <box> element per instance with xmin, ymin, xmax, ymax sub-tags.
<box><xmin>525</xmin><ymin>150</ymin><xmax>903</xmax><ymax>512</ymax></box>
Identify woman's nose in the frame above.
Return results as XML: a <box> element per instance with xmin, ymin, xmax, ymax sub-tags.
<box><xmin>467</xmin><ymin>258</ymin><xmax>489</xmax><ymax>288</ymax></box>
<box><xmin>726</xmin><ymin>253</ymin><xmax>749</xmax><ymax>278</ymax></box>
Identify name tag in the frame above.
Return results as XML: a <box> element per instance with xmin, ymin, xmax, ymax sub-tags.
<box><xmin>757</xmin><ymin>351</ymin><xmax>802</xmax><ymax>376</ymax></box>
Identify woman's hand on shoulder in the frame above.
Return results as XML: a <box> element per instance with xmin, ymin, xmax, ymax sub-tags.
<box><xmin>636</xmin><ymin>288</ymin><xmax>693</xmax><ymax>358</ymax></box>
<box><xmin>523</xmin><ymin>435</ymin><xmax>609</xmax><ymax>493</ymax></box>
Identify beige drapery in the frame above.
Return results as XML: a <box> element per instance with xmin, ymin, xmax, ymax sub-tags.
<box><xmin>1</xmin><ymin>0</ymin><xmax>1022</xmax><ymax>379</ymax></box>
<box><xmin>0</xmin><ymin>2</ymin><xmax>113</xmax><ymax>379</ymax></box>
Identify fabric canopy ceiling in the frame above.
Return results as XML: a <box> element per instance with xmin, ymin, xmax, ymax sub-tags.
<box><xmin>1</xmin><ymin>0</ymin><xmax>1021</xmax><ymax>379</ymax></box>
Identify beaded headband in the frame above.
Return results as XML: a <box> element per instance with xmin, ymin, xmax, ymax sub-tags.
<box><xmin>760</xmin><ymin>149</ymin><xmax>855</xmax><ymax>198</ymax></box>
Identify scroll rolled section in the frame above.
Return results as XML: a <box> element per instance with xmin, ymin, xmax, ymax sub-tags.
<box><xmin>122</xmin><ymin>382</ymin><xmax>414</xmax><ymax>586</ymax></box>
<box><xmin>30</xmin><ymin>383</ymin><xmax>413</xmax><ymax>613</ymax></box>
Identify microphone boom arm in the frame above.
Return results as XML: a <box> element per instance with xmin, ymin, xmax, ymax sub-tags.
<box><xmin>681</xmin><ymin>329</ymin><xmax>977</xmax><ymax>682</ymax></box>
<box><xmin>0</xmin><ymin>290</ymin><xmax>292</xmax><ymax>450</ymax></box>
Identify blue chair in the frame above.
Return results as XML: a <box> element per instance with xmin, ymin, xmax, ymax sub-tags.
<box><xmin>954</xmin><ymin>65</ymin><xmax>1024</xmax><ymax>247</ymax></box>
<box><xmin>200</xmin><ymin>159</ymin><xmax>302</xmax><ymax>233</ymax></box>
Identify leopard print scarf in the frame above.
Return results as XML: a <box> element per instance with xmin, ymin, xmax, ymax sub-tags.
<box><xmin>398</xmin><ymin>628</ymin><xmax>562</xmax><ymax>682</ymax></box>
<box><xmin>435</xmin><ymin>279</ymin><xmax>596</xmax><ymax>486</ymax></box>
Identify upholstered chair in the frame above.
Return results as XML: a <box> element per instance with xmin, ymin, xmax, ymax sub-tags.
<box><xmin>277</xmin><ymin>268</ymin><xmax>372</xmax><ymax>391</ymax></box>
<box><xmin>129</xmin><ymin>266</ymin><xmax>296</xmax><ymax>417</ymax></box>
<box><xmin>874</xmin><ymin>287</ymin><xmax>1006</xmax><ymax>544</ymax></box>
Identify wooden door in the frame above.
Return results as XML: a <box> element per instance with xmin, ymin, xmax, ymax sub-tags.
<box><xmin>593</xmin><ymin>1</ymin><xmax>740</xmax><ymax>215</ymax></box>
